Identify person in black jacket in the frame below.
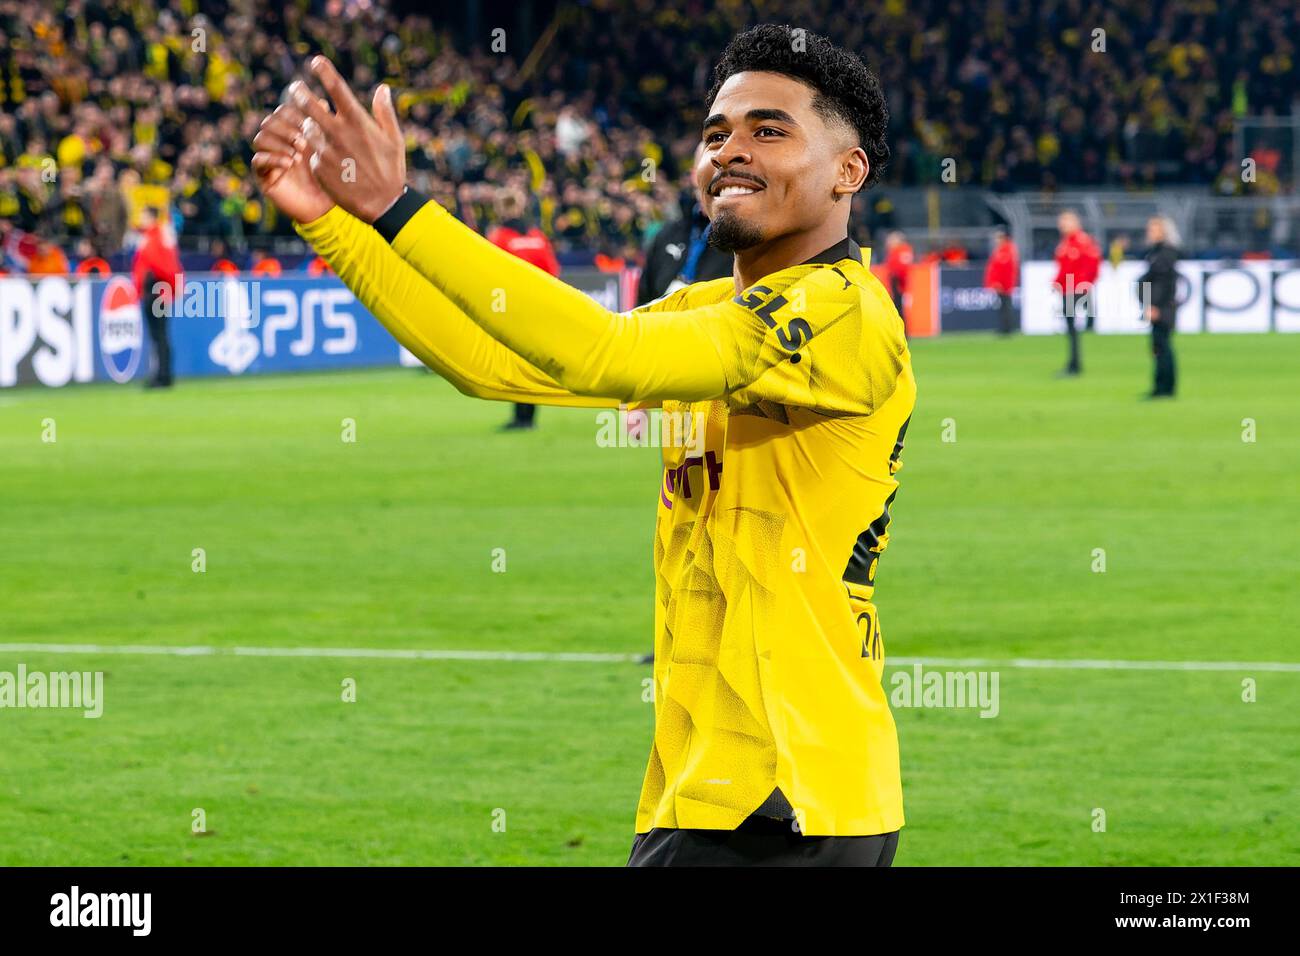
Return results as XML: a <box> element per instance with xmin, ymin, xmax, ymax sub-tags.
<box><xmin>1138</xmin><ymin>216</ymin><xmax>1181</xmax><ymax>399</ymax></box>
<box><xmin>636</xmin><ymin>152</ymin><xmax>732</xmax><ymax>306</ymax></box>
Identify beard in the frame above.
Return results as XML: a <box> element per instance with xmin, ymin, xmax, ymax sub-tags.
<box><xmin>708</xmin><ymin>208</ymin><xmax>764</xmax><ymax>252</ymax></box>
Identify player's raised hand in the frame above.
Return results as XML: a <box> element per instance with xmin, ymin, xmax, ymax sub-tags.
<box><xmin>286</xmin><ymin>56</ymin><xmax>407</xmax><ymax>224</ymax></box>
<box><xmin>252</xmin><ymin>105</ymin><xmax>335</xmax><ymax>223</ymax></box>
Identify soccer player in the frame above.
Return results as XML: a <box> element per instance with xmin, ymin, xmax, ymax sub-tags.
<box><xmin>252</xmin><ymin>23</ymin><xmax>914</xmax><ymax>867</ymax></box>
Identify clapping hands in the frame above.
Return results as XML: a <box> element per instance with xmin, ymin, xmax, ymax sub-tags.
<box><xmin>252</xmin><ymin>56</ymin><xmax>408</xmax><ymax>224</ymax></box>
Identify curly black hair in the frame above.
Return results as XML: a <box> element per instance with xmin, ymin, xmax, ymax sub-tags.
<box><xmin>705</xmin><ymin>23</ymin><xmax>890</xmax><ymax>189</ymax></box>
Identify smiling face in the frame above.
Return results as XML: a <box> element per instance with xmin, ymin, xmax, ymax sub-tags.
<box><xmin>696</xmin><ymin>71</ymin><xmax>868</xmax><ymax>253</ymax></box>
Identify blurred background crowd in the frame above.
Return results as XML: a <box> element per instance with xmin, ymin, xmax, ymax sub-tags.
<box><xmin>1</xmin><ymin>0</ymin><xmax>1297</xmax><ymax>271</ymax></box>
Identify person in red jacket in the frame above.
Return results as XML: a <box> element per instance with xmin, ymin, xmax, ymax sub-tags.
<box><xmin>983</xmin><ymin>228</ymin><xmax>1019</xmax><ymax>335</ymax></box>
<box><xmin>131</xmin><ymin>206</ymin><xmax>185</xmax><ymax>388</ymax></box>
<box><xmin>1053</xmin><ymin>210</ymin><xmax>1100</xmax><ymax>375</ymax></box>
<box><xmin>882</xmin><ymin>230</ymin><xmax>913</xmax><ymax>320</ymax></box>
<box><xmin>486</xmin><ymin>190</ymin><xmax>561</xmax><ymax>430</ymax></box>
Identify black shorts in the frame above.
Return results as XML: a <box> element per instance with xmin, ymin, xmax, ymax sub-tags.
<box><xmin>626</xmin><ymin>816</ymin><xmax>899</xmax><ymax>867</ymax></box>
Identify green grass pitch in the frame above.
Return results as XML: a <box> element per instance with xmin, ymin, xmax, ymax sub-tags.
<box><xmin>1</xmin><ymin>331</ymin><xmax>1297</xmax><ymax>865</ymax></box>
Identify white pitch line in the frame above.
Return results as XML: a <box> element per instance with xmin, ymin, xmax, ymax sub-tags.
<box><xmin>0</xmin><ymin>642</ymin><xmax>639</xmax><ymax>664</ymax></box>
<box><xmin>0</xmin><ymin>643</ymin><xmax>1297</xmax><ymax>672</ymax></box>
<box><xmin>0</xmin><ymin>642</ymin><xmax>220</xmax><ymax>657</ymax></box>
<box><xmin>232</xmin><ymin>646</ymin><xmax>640</xmax><ymax>663</ymax></box>
<box><xmin>891</xmin><ymin>656</ymin><xmax>1300</xmax><ymax>673</ymax></box>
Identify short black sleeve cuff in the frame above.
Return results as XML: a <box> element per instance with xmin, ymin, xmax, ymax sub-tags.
<box><xmin>373</xmin><ymin>186</ymin><xmax>431</xmax><ymax>243</ymax></box>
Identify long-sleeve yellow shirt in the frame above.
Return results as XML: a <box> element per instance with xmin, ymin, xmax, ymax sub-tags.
<box><xmin>297</xmin><ymin>196</ymin><xmax>915</xmax><ymax>836</ymax></box>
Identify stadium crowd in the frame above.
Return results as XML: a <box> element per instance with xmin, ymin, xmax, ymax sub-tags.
<box><xmin>1</xmin><ymin>0</ymin><xmax>1296</xmax><ymax>267</ymax></box>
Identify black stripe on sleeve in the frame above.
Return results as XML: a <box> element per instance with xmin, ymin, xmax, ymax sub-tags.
<box><xmin>372</xmin><ymin>187</ymin><xmax>431</xmax><ymax>243</ymax></box>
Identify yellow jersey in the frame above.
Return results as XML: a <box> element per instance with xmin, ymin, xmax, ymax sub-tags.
<box><xmin>298</xmin><ymin>197</ymin><xmax>915</xmax><ymax>837</ymax></box>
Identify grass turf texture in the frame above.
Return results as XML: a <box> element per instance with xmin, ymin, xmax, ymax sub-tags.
<box><xmin>1</xmin><ymin>331</ymin><xmax>1297</xmax><ymax>865</ymax></box>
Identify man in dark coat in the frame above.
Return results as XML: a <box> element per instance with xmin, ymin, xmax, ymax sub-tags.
<box><xmin>1138</xmin><ymin>216</ymin><xmax>1181</xmax><ymax>399</ymax></box>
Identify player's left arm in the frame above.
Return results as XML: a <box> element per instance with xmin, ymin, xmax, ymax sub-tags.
<box><xmin>376</xmin><ymin>192</ymin><xmax>905</xmax><ymax>411</ymax></box>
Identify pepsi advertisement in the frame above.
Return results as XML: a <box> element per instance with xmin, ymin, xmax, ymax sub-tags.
<box><xmin>0</xmin><ymin>270</ymin><xmax>625</xmax><ymax>388</ymax></box>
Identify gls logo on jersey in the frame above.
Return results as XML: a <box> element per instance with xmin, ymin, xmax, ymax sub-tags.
<box><xmin>733</xmin><ymin>284</ymin><xmax>813</xmax><ymax>362</ymax></box>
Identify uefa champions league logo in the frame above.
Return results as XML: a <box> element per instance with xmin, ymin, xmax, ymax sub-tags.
<box><xmin>206</xmin><ymin>277</ymin><xmax>260</xmax><ymax>375</ymax></box>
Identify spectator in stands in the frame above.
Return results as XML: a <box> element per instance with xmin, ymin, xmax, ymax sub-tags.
<box><xmin>0</xmin><ymin>170</ymin><xmax>19</xmax><ymax>224</ymax></box>
<box><xmin>486</xmin><ymin>189</ymin><xmax>561</xmax><ymax>430</ymax></box>
<box><xmin>1053</xmin><ymin>210</ymin><xmax>1101</xmax><ymax>376</ymax></box>
<box><xmin>10</xmin><ymin>167</ymin><xmax>47</xmax><ymax>234</ymax></box>
<box><xmin>983</xmin><ymin>228</ymin><xmax>1020</xmax><ymax>335</ymax></box>
<box><xmin>27</xmin><ymin>239</ymin><xmax>70</xmax><ymax>275</ymax></box>
<box><xmin>2</xmin><ymin>0</ymin><xmax>1297</xmax><ymax>267</ymax></box>
<box><xmin>48</xmin><ymin>172</ymin><xmax>90</xmax><ymax>242</ymax></box>
<box><xmin>1138</xmin><ymin>216</ymin><xmax>1182</xmax><ymax>399</ymax></box>
<box><xmin>85</xmin><ymin>161</ymin><xmax>128</xmax><ymax>255</ymax></box>
<box><xmin>131</xmin><ymin>206</ymin><xmax>184</xmax><ymax>390</ymax></box>
<box><xmin>555</xmin><ymin>105</ymin><xmax>592</xmax><ymax>160</ymax></box>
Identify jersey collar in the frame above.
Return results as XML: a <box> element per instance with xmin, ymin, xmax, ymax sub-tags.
<box><xmin>801</xmin><ymin>235</ymin><xmax>863</xmax><ymax>266</ymax></box>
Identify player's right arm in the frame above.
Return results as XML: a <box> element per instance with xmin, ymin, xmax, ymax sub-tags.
<box><xmin>253</xmin><ymin>109</ymin><xmax>625</xmax><ymax>409</ymax></box>
<box><xmin>296</xmin><ymin>205</ymin><xmax>629</xmax><ymax>408</ymax></box>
